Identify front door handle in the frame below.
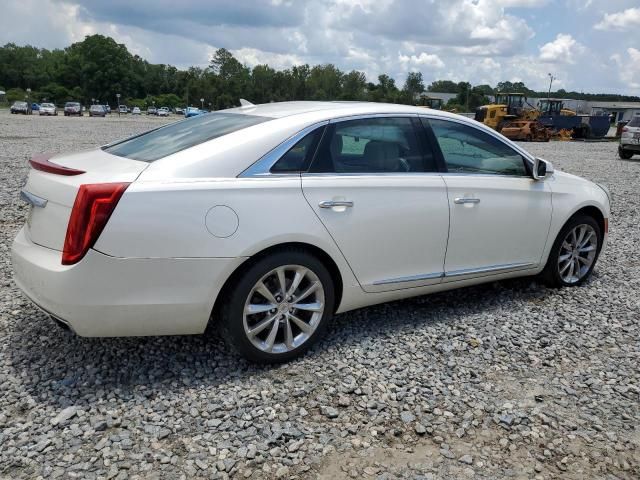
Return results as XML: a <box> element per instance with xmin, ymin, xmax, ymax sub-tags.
<box><xmin>319</xmin><ymin>200</ymin><xmax>354</xmax><ymax>209</ymax></box>
<box><xmin>454</xmin><ymin>197</ymin><xmax>480</xmax><ymax>205</ymax></box>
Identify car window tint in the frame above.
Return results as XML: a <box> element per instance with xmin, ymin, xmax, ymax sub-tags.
<box><xmin>103</xmin><ymin>112</ymin><xmax>271</xmax><ymax>162</ymax></box>
<box><xmin>429</xmin><ymin>119</ymin><xmax>527</xmax><ymax>176</ymax></box>
<box><xmin>310</xmin><ymin>117</ymin><xmax>430</xmax><ymax>173</ymax></box>
<box><xmin>270</xmin><ymin>128</ymin><xmax>324</xmax><ymax>173</ymax></box>
<box><xmin>628</xmin><ymin>116</ymin><xmax>640</xmax><ymax>127</ymax></box>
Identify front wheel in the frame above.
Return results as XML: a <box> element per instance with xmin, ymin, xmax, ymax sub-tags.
<box><xmin>541</xmin><ymin>215</ymin><xmax>602</xmax><ymax>287</ymax></box>
<box><xmin>219</xmin><ymin>249</ymin><xmax>335</xmax><ymax>363</ymax></box>
<box><xmin>619</xmin><ymin>147</ymin><xmax>633</xmax><ymax>160</ymax></box>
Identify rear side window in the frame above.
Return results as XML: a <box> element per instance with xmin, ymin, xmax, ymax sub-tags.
<box><xmin>104</xmin><ymin>112</ymin><xmax>271</xmax><ymax>162</ymax></box>
<box><xmin>310</xmin><ymin>117</ymin><xmax>432</xmax><ymax>173</ymax></box>
<box><xmin>428</xmin><ymin>119</ymin><xmax>527</xmax><ymax>176</ymax></box>
<box><xmin>270</xmin><ymin>127</ymin><xmax>324</xmax><ymax>173</ymax></box>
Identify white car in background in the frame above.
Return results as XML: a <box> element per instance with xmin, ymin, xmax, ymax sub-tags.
<box><xmin>12</xmin><ymin>101</ymin><xmax>610</xmax><ymax>363</ymax></box>
<box><xmin>131</xmin><ymin>107</ymin><xmax>141</xmax><ymax>115</ymax></box>
<box><xmin>38</xmin><ymin>103</ymin><xmax>57</xmax><ymax>116</ymax></box>
<box><xmin>157</xmin><ymin>107</ymin><xmax>170</xmax><ymax>117</ymax></box>
<box><xmin>619</xmin><ymin>115</ymin><xmax>640</xmax><ymax>159</ymax></box>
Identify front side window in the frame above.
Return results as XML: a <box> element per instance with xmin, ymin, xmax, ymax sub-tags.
<box><xmin>428</xmin><ymin>119</ymin><xmax>527</xmax><ymax>176</ymax></box>
<box><xmin>104</xmin><ymin>112</ymin><xmax>271</xmax><ymax>162</ymax></box>
<box><xmin>310</xmin><ymin>117</ymin><xmax>431</xmax><ymax>173</ymax></box>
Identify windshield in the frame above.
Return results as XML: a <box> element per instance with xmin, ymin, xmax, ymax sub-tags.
<box><xmin>66</xmin><ymin>102</ymin><xmax>80</xmax><ymax>107</ymax></box>
<box><xmin>13</xmin><ymin>102</ymin><xmax>27</xmax><ymax>107</ymax></box>
<box><xmin>41</xmin><ymin>103</ymin><xmax>54</xmax><ymax>108</ymax></box>
<box><xmin>103</xmin><ymin>112</ymin><xmax>271</xmax><ymax>162</ymax></box>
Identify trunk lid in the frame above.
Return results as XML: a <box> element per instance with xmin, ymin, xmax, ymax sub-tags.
<box><xmin>23</xmin><ymin>149</ymin><xmax>148</xmax><ymax>251</ymax></box>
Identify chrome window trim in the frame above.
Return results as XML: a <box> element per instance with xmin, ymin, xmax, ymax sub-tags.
<box><xmin>373</xmin><ymin>271</ymin><xmax>444</xmax><ymax>285</ymax></box>
<box><xmin>328</xmin><ymin>113</ymin><xmax>419</xmax><ymax>123</ymax></box>
<box><xmin>302</xmin><ymin>172</ymin><xmax>442</xmax><ymax>178</ymax></box>
<box><xmin>238</xmin><ymin>120</ymin><xmax>329</xmax><ymax>178</ymax></box>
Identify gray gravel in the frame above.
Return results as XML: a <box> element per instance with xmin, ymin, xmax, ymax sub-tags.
<box><xmin>1</xmin><ymin>111</ymin><xmax>639</xmax><ymax>479</ymax></box>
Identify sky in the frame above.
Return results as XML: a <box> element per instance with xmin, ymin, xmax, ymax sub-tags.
<box><xmin>1</xmin><ymin>0</ymin><xmax>639</xmax><ymax>94</ymax></box>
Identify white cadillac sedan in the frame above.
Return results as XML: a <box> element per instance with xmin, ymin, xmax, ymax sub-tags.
<box><xmin>12</xmin><ymin>101</ymin><xmax>610</xmax><ymax>362</ymax></box>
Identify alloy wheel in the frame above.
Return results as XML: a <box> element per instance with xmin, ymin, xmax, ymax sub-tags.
<box><xmin>557</xmin><ymin>224</ymin><xmax>598</xmax><ymax>284</ymax></box>
<box><xmin>243</xmin><ymin>265</ymin><xmax>325</xmax><ymax>354</ymax></box>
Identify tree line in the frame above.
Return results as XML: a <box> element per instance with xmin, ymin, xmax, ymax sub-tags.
<box><xmin>1</xmin><ymin>35</ymin><xmax>638</xmax><ymax>111</ymax></box>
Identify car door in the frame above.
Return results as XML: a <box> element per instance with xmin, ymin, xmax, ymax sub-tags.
<box><xmin>301</xmin><ymin>115</ymin><xmax>450</xmax><ymax>293</ymax></box>
<box><xmin>423</xmin><ymin>117</ymin><xmax>552</xmax><ymax>280</ymax></box>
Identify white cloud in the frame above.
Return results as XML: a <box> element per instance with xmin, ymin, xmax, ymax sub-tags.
<box><xmin>398</xmin><ymin>52</ymin><xmax>445</xmax><ymax>71</ymax></box>
<box><xmin>0</xmin><ymin>0</ymin><xmax>638</xmax><ymax>94</ymax></box>
<box><xmin>539</xmin><ymin>34</ymin><xmax>584</xmax><ymax>64</ymax></box>
<box><xmin>611</xmin><ymin>48</ymin><xmax>640</xmax><ymax>89</ymax></box>
<box><xmin>594</xmin><ymin>7</ymin><xmax>640</xmax><ymax>31</ymax></box>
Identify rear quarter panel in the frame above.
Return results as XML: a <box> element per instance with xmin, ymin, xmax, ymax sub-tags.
<box><xmin>95</xmin><ymin>177</ymin><xmax>360</xmax><ymax>292</ymax></box>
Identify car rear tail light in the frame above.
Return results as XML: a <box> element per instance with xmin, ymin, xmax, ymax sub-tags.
<box><xmin>30</xmin><ymin>153</ymin><xmax>85</xmax><ymax>176</ymax></box>
<box><xmin>62</xmin><ymin>183</ymin><xmax>130</xmax><ymax>265</ymax></box>
<box><xmin>622</xmin><ymin>127</ymin><xmax>628</xmax><ymax>132</ymax></box>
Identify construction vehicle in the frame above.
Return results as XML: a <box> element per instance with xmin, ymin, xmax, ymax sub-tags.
<box><xmin>537</xmin><ymin>99</ymin><xmax>610</xmax><ymax>139</ymax></box>
<box><xmin>475</xmin><ymin>93</ymin><xmax>549</xmax><ymax>141</ymax></box>
<box><xmin>538</xmin><ymin>99</ymin><xmax>576</xmax><ymax>116</ymax></box>
<box><xmin>416</xmin><ymin>94</ymin><xmax>443</xmax><ymax>110</ymax></box>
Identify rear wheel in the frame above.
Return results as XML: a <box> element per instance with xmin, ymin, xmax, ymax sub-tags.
<box><xmin>619</xmin><ymin>147</ymin><xmax>633</xmax><ymax>160</ymax></box>
<box><xmin>219</xmin><ymin>249</ymin><xmax>335</xmax><ymax>363</ymax></box>
<box><xmin>541</xmin><ymin>214</ymin><xmax>601</xmax><ymax>287</ymax></box>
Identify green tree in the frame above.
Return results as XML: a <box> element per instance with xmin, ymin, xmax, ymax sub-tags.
<box><xmin>401</xmin><ymin>72</ymin><xmax>425</xmax><ymax>104</ymax></box>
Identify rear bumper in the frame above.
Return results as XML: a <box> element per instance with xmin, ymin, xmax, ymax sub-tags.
<box><xmin>11</xmin><ymin>226</ymin><xmax>246</xmax><ymax>337</ymax></box>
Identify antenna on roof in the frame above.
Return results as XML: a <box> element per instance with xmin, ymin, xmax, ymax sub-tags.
<box><xmin>239</xmin><ymin>98</ymin><xmax>255</xmax><ymax>107</ymax></box>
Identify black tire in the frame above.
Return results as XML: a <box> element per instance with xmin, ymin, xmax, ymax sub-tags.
<box><xmin>619</xmin><ymin>147</ymin><xmax>633</xmax><ymax>160</ymax></box>
<box><xmin>219</xmin><ymin>248</ymin><xmax>335</xmax><ymax>363</ymax></box>
<box><xmin>540</xmin><ymin>214</ymin><xmax>602</xmax><ymax>288</ymax></box>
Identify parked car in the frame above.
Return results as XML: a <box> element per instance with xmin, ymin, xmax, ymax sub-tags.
<box><xmin>184</xmin><ymin>106</ymin><xmax>201</xmax><ymax>118</ymax></box>
<box><xmin>157</xmin><ymin>107</ymin><xmax>170</xmax><ymax>117</ymax></box>
<box><xmin>147</xmin><ymin>106</ymin><xmax>158</xmax><ymax>115</ymax></box>
<box><xmin>39</xmin><ymin>103</ymin><xmax>57</xmax><ymax>116</ymax></box>
<box><xmin>31</xmin><ymin>103</ymin><xmax>40</xmax><ymax>112</ymax></box>
<box><xmin>132</xmin><ymin>107</ymin><xmax>141</xmax><ymax>115</ymax></box>
<box><xmin>619</xmin><ymin>115</ymin><xmax>640</xmax><ymax>159</ymax></box>
<box><xmin>89</xmin><ymin>105</ymin><xmax>107</xmax><ymax>117</ymax></box>
<box><xmin>118</xmin><ymin>105</ymin><xmax>128</xmax><ymax>114</ymax></box>
<box><xmin>10</xmin><ymin>101</ymin><xmax>31</xmax><ymax>114</ymax></box>
<box><xmin>105</xmin><ymin>105</ymin><xmax>111</xmax><ymax>114</ymax></box>
<box><xmin>174</xmin><ymin>107</ymin><xmax>184</xmax><ymax>115</ymax></box>
<box><xmin>64</xmin><ymin>102</ymin><xmax>83</xmax><ymax>116</ymax></box>
<box><xmin>12</xmin><ymin>102</ymin><xmax>611</xmax><ymax>363</ymax></box>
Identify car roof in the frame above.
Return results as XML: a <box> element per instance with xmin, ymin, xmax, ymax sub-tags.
<box><xmin>223</xmin><ymin>100</ymin><xmax>470</xmax><ymax>123</ymax></box>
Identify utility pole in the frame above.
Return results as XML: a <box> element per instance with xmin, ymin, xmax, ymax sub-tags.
<box><xmin>547</xmin><ymin>73</ymin><xmax>555</xmax><ymax>100</ymax></box>
<box><xmin>116</xmin><ymin>93</ymin><xmax>121</xmax><ymax>117</ymax></box>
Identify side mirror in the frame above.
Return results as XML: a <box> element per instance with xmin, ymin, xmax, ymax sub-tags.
<box><xmin>532</xmin><ymin>157</ymin><xmax>554</xmax><ymax>180</ymax></box>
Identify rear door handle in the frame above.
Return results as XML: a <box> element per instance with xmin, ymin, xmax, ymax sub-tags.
<box><xmin>454</xmin><ymin>197</ymin><xmax>480</xmax><ymax>204</ymax></box>
<box><xmin>319</xmin><ymin>200</ymin><xmax>354</xmax><ymax>209</ymax></box>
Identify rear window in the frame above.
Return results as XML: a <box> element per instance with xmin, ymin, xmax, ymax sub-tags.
<box><xmin>103</xmin><ymin>112</ymin><xmax>271</xmax><ymax>162</ymax></box>
<box><xmin>628</xmin><ymin>116</ymin><xmax>640</xmax><ymax>127</ymax></box>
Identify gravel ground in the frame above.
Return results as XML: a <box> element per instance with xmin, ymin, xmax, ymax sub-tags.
<box><xmin>0</xmin><ymin>111</ymin><xmax>638</xmax><ymax>479</ymax></box>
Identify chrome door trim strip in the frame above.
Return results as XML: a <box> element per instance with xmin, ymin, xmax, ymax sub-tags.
<box><xmin>445</xmin><ymin>262</ymin><xmax>535</xmax><ymax>278</ymax></box>
<box><xmin>20</xmin><ymin>190</ymin><xmax>47</xmax><ymax>208</ymax></box>
<box><xmin>238</xmin><ymin>120</ymin><xmax>329</xmax><ymax>178</ymax></box>
<box><xmin>373</xmin><ymin>271</ymin><xmax>444</xmax><ymax>285</ymax></box>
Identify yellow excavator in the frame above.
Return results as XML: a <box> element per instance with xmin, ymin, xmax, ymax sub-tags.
<box><xmin>475</xmin><ymin>93</ymin><xmax>549</xmax><ymax>141</ymax></box>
